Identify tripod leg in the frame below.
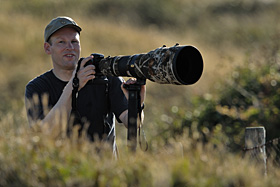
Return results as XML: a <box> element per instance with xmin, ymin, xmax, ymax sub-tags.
<box><xmin>127</xmin><ymin>89</ymin><xmax>138</xmax><ymax>151</ymax></box>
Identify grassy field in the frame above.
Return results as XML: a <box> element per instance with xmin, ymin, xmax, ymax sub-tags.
<box><xmin>1</xmin><ymin>0</ymin><xmax>280</xmax><ymax>186</ymax></box>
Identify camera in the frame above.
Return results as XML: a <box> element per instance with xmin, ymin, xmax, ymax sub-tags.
<box><xmin>84</xmin><ymin>53</ymin><xmax>108</xmax><ymax>84</ymax></box>
<box><xmin>84</xmin><ymin>44</ymin><xmax>203</xmax><ymax>85</ymax></box>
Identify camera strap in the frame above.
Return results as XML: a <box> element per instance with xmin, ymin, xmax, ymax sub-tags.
<box><xmin>71</xmin><ymin>58</ymin><xmax>83</xmax><ymax>125</ymax></box>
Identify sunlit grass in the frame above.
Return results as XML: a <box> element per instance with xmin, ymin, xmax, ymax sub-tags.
<box><xmin>0</xmin><ymin>111</ymin><xmax>279</xmax><ymax>186</ymax></box>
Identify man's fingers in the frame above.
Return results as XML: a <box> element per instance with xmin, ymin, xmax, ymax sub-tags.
<box><xmin>80</xmin><ymin>55</ymin><xmax>93</xmax><ymax>67</ymax></box>
<box><xmin>124</xmin><ymin>78</ymin><xmax>137</xmax><ymax>85</ymax></box>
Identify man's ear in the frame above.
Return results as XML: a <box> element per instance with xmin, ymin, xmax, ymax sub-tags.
<box><xmin>44</xmin><ymin>42</ymin><xmax>51</xmax><ymax>55</ymax></box>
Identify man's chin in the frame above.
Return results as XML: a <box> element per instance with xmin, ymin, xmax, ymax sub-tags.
<box><xmin>61</xmin><ymin>63</ymin><xmax>76</xmax><ymax>71</ymax></box>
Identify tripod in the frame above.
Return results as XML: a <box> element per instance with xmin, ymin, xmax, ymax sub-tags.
<box><xmin>123</xmin><ymin>78</ymin><xmax>146</xmax><ymax>151</ymax></box>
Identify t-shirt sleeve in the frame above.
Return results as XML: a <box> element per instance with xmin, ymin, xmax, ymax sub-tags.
<box><xmin>109</xmin><ymin>77</ymin><xmax>128</xmax><ymax>123</ymax></box>
<box><xmin>25</xmin><ymin>80</ymin><xmax>48</xmax><ymax>122</ymax></box>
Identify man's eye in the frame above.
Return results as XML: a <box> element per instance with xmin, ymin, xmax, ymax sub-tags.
<box><xmin>59</xmin><ymin>41</ymin><xmax>65</xmax><ymax>44</ymax></box>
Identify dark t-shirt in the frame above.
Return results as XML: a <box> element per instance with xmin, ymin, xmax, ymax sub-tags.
<box><xmin>25</xmin><ymin>70</ymin><xmax>128</xmax><ymax>142</ymax></box>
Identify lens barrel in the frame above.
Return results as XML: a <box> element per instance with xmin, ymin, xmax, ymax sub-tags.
<box><xmin>98</xmin><ymin>45</ymin><xmax>203</xmax><ymax>85</ymax></box>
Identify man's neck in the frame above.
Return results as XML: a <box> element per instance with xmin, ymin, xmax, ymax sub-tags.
<box><xmin>52</xmin><ymin>68</ymin><xmax>73</xmax><ymax>82</ymax></box>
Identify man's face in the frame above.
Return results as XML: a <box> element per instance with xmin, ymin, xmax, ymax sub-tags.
<box><xmin>45</xmin><ymin>27</ymin><xmax>81</xmax><ymax>71</ymax></box>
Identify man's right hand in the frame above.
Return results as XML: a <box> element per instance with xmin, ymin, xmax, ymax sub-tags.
<box><xmin>75</xmin><ymin>55</ymin><xmax>96</xmax><ymax>90</ymax></box>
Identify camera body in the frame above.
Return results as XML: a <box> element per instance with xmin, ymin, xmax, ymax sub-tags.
<box><xmin>84</xmin><ymin>53</ymin><xmax>104</xmax><ymax>75</ymax></box>
<box><xmin>84</xmin><ymin>53</ymin><xmax>108</xmax><ymax>85</ymax></box>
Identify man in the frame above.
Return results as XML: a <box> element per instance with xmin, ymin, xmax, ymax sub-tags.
<box><xmin>25</xmin><ymin>16</ymin><xmax>145</xmax><ymax>149</ymax></box>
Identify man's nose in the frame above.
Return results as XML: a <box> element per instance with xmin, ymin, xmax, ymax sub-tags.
<box><xmin>66</xmin><ymin>42</ymin><xmax>74</xmax><ymax>49</ymax></box>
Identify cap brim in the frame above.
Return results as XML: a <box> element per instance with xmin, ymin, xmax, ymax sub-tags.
<box><xmin>46</xmin><ymin>24</ymin><xmax>82</xmax><ymax>42</ymax></box>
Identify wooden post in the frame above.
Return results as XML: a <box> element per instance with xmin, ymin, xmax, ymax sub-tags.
<box><xmin>245</xmin><ymin>127</ymin><xmax>267</xmax><ymax>175</ymax></box>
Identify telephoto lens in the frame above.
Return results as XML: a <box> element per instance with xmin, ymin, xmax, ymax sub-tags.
<box><xmin>98</xmin><ymin>44</ymin><xmax>203</xmax><ymax>85</ymax></box>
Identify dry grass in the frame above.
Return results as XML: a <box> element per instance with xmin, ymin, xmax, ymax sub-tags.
<box><xmin>1</xmin><ymin>111</ymin><xmax>279</xmax><ymax>186</ymax></box>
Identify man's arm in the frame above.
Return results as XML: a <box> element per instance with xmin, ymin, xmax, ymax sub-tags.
<box><xmin>25</xmin><ymin>56</ymin><xmax>95</xmax><ymax>134</ymax></box>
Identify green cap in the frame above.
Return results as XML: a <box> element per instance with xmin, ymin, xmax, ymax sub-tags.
<box><xmin>44</xmin><ymin>16</ymin><xmax>82</xmax><ymax>42</ymax></box>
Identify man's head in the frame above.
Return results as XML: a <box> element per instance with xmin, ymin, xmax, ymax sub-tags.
<box><xmin>44</xmin><ymin>16</ymin><xmax>82</xmax><ymax>43</ymax></box>
<box><xmin>44</xmin><ymin>17</ymin><xmax>82</xmax><ymax>75</ymax></box>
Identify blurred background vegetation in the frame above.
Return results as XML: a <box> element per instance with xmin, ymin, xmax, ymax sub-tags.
<box><xmin>1</xmin><ymin>0</ymin><xmax>280</xmax><ymax>186</ymax></box>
